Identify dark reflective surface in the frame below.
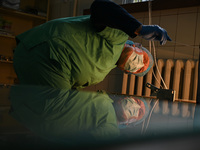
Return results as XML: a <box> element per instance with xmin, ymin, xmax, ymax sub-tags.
<box><xmin>1</xmin><ymin>85</ymin><xmax>200</xmax><ymax>149</ymax></box>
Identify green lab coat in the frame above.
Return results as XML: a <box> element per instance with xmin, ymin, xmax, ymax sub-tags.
<box><xmin>10</xmin><ymin>85</ymin><xmax>120</xmax><ymax>145</ymax></box>
<box><xmin>14</xmin><ymin>15</ymin><xmax>129</xmax><ymax>89</ymax></box>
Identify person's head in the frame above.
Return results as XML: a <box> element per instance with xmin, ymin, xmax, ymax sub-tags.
<box><xmin>117</xmin><ymin>41</ymin><xmax>153</xmax><ymax>76</ymax></box>
<box><xmin>113</xmin><ymin>96</ymin><xmax>149</xmax><ymax>128</ymax></box>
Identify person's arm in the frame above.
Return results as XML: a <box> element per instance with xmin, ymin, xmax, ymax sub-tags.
<box><xmin>90</xmin><ymin>0</ymin><xmax>172</xmax><ymax>45</ymax></box>
<box><xmin>90</xmin><ymin>0</ymin><xmax>142</xmax><ymax>38</ymax></box>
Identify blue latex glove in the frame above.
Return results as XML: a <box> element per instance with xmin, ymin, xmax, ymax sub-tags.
<box><xmin>139</xmin><ymin>25</ymin><xmax>172</xmax><ymax>45</ymax></box>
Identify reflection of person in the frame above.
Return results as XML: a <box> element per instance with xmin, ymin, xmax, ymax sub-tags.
<box><xmin>13</xmin><ymin>0</ymin><xmax>171</xmax><ymax>89</ymax></box>
<box><xmin>9</xmin><ymin>85</ymin><xmax>120</xmax><ymax>146</ymax></box>
<box><xmin>112</xmin><ymin>96</ymin><xmax>149</xmax><ymax>128</ymax></box>
<box><xmin>9</xmin><ymin>85</ymin><xmax>150</xmax><ymax>148</ymax></box>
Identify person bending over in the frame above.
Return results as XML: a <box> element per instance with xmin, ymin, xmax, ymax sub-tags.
<box><xmin>13</xmin><ymin>0</ymin><xmax>171</xmax><ymax>89</ymax></box>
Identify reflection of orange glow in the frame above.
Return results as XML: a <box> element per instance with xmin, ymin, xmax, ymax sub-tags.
<box><xmin>114</xmin><ymin>97</ymin><xmax>146</xmax><ymax>125</ymax></box>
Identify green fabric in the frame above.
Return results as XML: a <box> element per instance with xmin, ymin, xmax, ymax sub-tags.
<box><xmin>10</xmin><ymin>85</ymin><xmax>120</xmax><ymax>144</ymax></box>
<box><xmin>14</xmin><ymin>42</ymin><xmax>71</xmax><ymax>89</ymax></box>
<box><xmin>14</xmin><ymin>15</ymin><xmax>129</xmax><ymax>89</ymax></box>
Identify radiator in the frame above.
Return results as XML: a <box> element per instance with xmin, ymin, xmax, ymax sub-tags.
<box><xmin>122</xmin><ymin>59</ymin><xmax>199</xmax><ymax>101</ymax></box>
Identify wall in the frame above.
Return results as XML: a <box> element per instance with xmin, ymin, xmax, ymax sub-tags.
<box><xmin>49</xmin><ymin>1</ymin><xmax>200</xmax><ymax>94</ymax></box>
<box><xmin>131</xmin><ymin>6</ymin><xmax>200</xmax><ymax>60</ymax></box>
